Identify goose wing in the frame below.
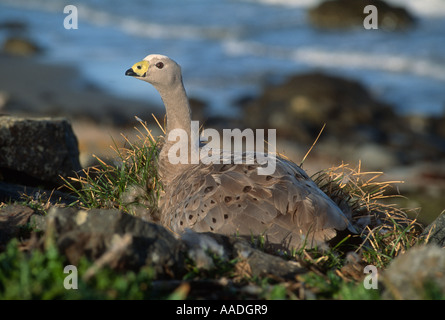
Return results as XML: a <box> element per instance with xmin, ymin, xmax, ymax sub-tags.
<box><xmin>160</xmin><ymin>155</ymin><xmax>352</xmax><ymax>250</ymax></box>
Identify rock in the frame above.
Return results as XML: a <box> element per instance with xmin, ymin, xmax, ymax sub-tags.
<box><xmin>0</xmin><ymin>181</ymin><xmax>77</xmax><ymax>205</ymax></box>
<box><xmin>382</xmin><ymin>245</ymin><xmax>445</xmax><ymax>299</ymax></box>
<box><xmin>242</xmin><ymin>72</ymin><xmax>397</xmax><ymax>144</ymax></box>
<box><xmin>308</xmin><ymin>0</ymin><xmax>415</xmax><ymax>31</ymax></box>
<box><xmin>182</xmin><ymin>231</ymin><xmax>306</xmax><ymax>279</ymax></box>
<box><xmin>0</xmin><ymin>116</ymin><xmax>82</xmax><ymax>187</ymax></box>
<box><xmin>2</xmin><ymin>37</ymin><xmax>43</xmax><ymax>56</ymax></box>
<box><xmin>240</xmin><ymin>72</ymin><xmax>445</xmax><ymax>171</ymax></box>
<box><xmin>0</xmin><ymin>204</ymin><xmax>38</xmax><ymax>248</ymax></box>
<box><xmin>421</xmin><ymin>211</ymin><xmax>445</xmax><ymax>247</ymax></box>
<box><xmin>230</xmin><ymin>237</ymin><xmax>305</xmax><ymax>279</ymax></box>
<box><xmin>43</xmin><ymin>207</ymin><xmax>186</xmax><ymax>278</ymax></box>
<box><xmin>36</xmin><ymin>206</ymin><xmax>307</xmax><ymax>280</ymax></box>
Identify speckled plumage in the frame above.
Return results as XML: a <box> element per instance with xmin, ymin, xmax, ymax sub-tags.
<box><xmin>126</xmin><ymin>54</ymin><xmax>354</xmax><ymax>250</ymax></box>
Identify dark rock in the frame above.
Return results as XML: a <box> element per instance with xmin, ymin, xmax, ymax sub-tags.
<box><xmin>242</xmin><ymin>72</ymin><xmax>397</xmax><ymax>144</ymax></box>
<box><xmin>39</xmin><ymin>207</ymin><xmax>307</xmax><ymax>280</ymax></box>
<box><xmin>0</xmin><ymin>204</ymin><xmax>36</xmax><ymax>248</ymax></box>
<box><xmin>2</xmin><ymin>37</ymin><xmax>43</xmax><ymax>56</ymax></box>
<box><xmin>0</xmin><ymin>181</ymin><xmax>78</xmax><ymax>204</ymax></box>
<box><xmin>44</xmin><ymin>207</ymin><xmax>186</xmax><ymax>278</ymax></box>
<box><xmin>421</xmin><ymin>211</ymin><xmax>445</xmax><ymax>247</ymax></box>
<box><xmin>241</xmin><ymin>72</ymin><xmax>445</xmax><ymax>170</ymax></box>
<box><xmin>382</xmin><ymin>245</ymin><xmax>445</xmax><ymax>299</ymax></box>
<box><xmin>308</xmin><ymin>0</ymin><xmax>415</xmax><ymax>31</ymax></box>
<box><xmin>182</xmin><ymin>231</ymin><xmax>306</xmax><ymax>280</ymax></box>
<box><xmin>231</xmin><ymin>237</ymin><xmax>305</xmax><ymax>279</ymax></box>
<box><xmin>0</xmin><ymin>116</ymin><xmax>82</xmax><ymax>187</ymax></box>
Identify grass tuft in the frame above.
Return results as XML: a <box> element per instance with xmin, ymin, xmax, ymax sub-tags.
<box><xmin>312</xmin><ymin>161</ymin><xmax>422</xmax><ymax>268</ymax></box>
<box><xmin>62</xmin><ymin>118</ymin><xmax>163</xmax><ymax>220</ymax></box>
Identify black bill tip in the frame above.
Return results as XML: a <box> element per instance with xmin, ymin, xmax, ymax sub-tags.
<box><xmin>125</xmin><ymin>68</ymin><xmax>137</xmax><ymax>76</ymax></box>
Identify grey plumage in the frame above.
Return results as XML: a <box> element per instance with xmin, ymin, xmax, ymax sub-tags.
<box><xmin>126</xmin><ymin>54</ymin><xmax>354</xmax><ymax>251</ymax></box>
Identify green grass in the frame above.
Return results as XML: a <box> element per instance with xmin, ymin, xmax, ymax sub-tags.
<box><xmin>0</xmin><ymin>239</ymin><xmax>157</xmax><ymax>299</ymax></box>
<box><xmin>62</xmin><ymin>120</ymin><xmax>162</xmax><ymax>218</ymax></box>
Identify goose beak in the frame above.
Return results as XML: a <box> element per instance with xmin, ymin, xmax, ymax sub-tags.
<box><xmin>125</xmin><ymin>68</ymin><xmax>138</xmax><ymax>76</ymax></box>
<box><xmin>125</xmin><ymin>60</ymin><xmax>149</xmax><ymax>77</ymax></box>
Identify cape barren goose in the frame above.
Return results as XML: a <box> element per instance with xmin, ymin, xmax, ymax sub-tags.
<box><xmin>125</xmin><ymin>54</ymin><xmax>354</xmax><ymax>250</ymax></box>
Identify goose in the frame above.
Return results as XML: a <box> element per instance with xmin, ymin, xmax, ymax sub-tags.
<box><xmin>125</xmin><ymin>54</ymin><xmax>354</xmax><ymax>250</ymax></box>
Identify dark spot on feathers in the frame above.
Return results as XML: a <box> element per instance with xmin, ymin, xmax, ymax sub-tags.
<box><xmin>247</xmin><ymin>165</ymin><xmax>255</xmax><ymax>170</ymax></box>
<box><xmin>266</xmin><ymin>175</ymin><xmax>273</xmax><ymax>181</ymax></box>
<box><xmin>243</xmin><ymin>186</ymin><xmax>252</xmax><ymax>193</ymax></box>
<box><xmin>212</xmin><ymin>218</ymin><xmax>216</xmax><ymax>223</ymax></box>
<box><xmin>188</xmin><ymin>214</ymin><xmax>193</xmax><ymax>220</ymax></box>
<box><xmin>210</xmin><ymin>226</ymin><xmax>214</xmax><ymax>231</ymax></box>
<box><xmin>180</xmin><ymin>221</ymin><xmax>183</xmax><ymax>226</ymax></box>
<box><xmin>224</xmin><ymin>214</ymin><xmax>228</xmax><ymax>219</ymax></box>
<box><xmin>204</xmin><ymin>186</ymin><xmax>214</xmax><ymax>193</ymax></box>
<box><xmin>224</xmin><ymin>196</ymin><xmax>232</xmax><ymax>203</ymax></box>
<box><xmin>210</xmin><ymin>200</ymin><xmax>215</xmax><ymax>204</ymax></box>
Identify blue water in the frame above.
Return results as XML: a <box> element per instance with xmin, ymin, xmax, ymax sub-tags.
<box><xmin>0</xmin><ymin>0</ymin><xmax>445</xmax><ymax>116</ymax></box>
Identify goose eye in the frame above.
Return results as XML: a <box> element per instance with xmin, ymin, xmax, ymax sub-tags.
<box><xmin>155</xmin><ymin>62</ymin><xmax>164</xmax><ymax>69</ymax></box>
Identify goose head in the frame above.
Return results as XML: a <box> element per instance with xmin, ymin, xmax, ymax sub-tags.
<box><xmin>125</xmin><ymin>54</ymin><xmax>183</xmax><ymax>90</ymax></box>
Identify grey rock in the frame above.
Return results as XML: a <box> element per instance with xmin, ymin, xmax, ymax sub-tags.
<box><xmin>182</xmin><ymin>231</ymin><xmax>306</xmax><ymax>279</ymax></box>
<box><xmin>382</xmin><ymin>245</ymin><xmax>445</xmax><ymax>299</ymax></box>
<box><xmin>42</xmin><ymin>207</ymin><xmax>307</xmax><ymax>280</ymax></box>
<box><xmin>231</xmin><ymin>238</ymin><xmax>305</xmax><ymax>279</ymax></box>
<box><xmin>0</xmin><ymin>116</ymin><xmax>81</xmax><ymax>187</ymax></box>
<box><xmin>44</xmin><ymin>207</ymin><xmax>186</xmax><ymax>278</ymax></box>
<box><xmin>0</xmin><ymin>204</ymin><xmax>36</xmax><ymax>247</ymax></box>
<box><xmin>0</xmin><ymin>181</ymin><xmax>78</xmax><ymax>204</ymax></box>
<box><xmin>421</xmin><ymin>211</ymin><xmax>445</xmax><ymax>247</ymax></box>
